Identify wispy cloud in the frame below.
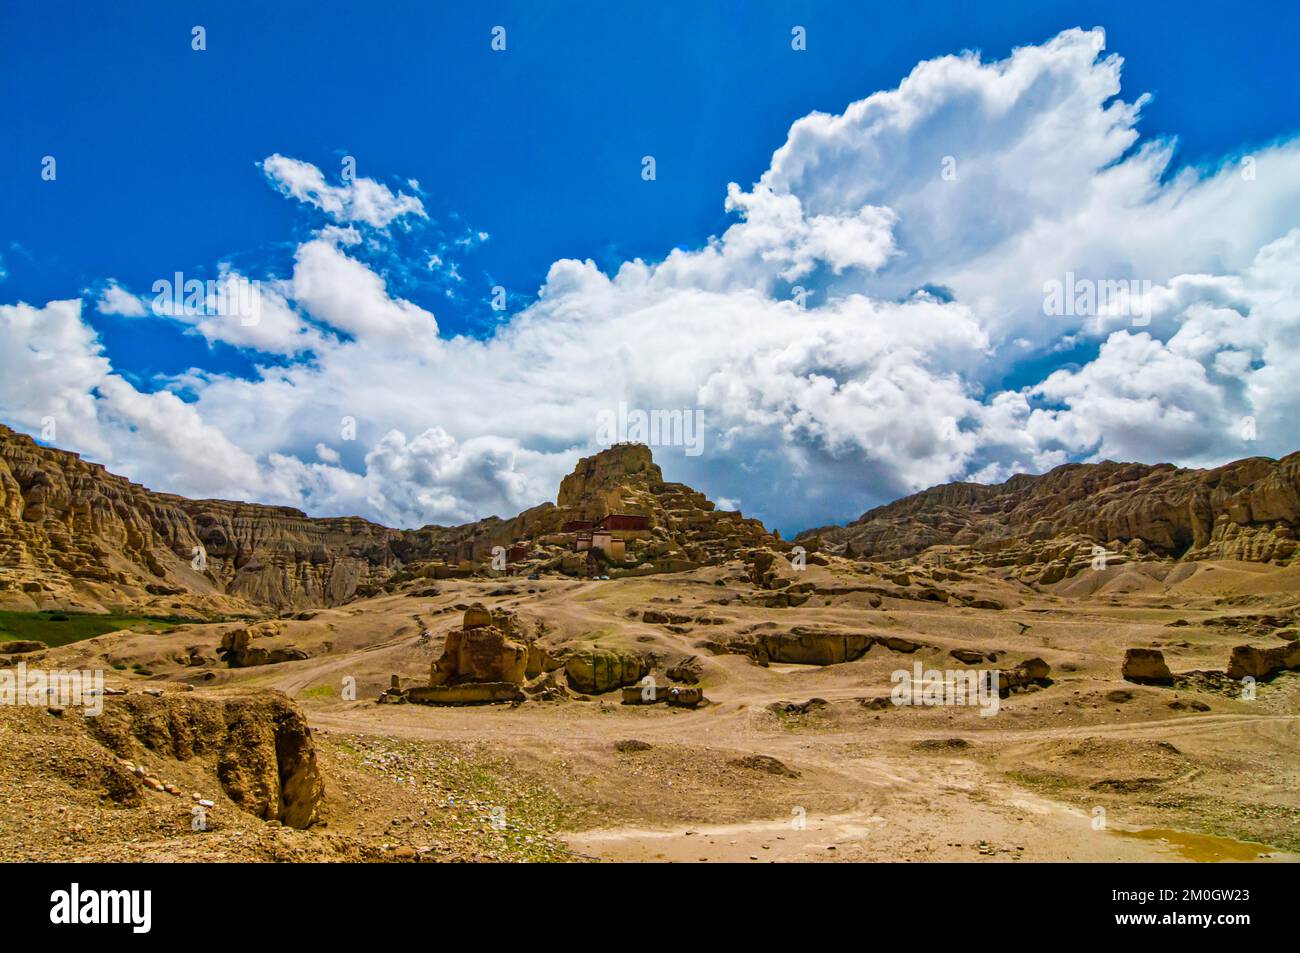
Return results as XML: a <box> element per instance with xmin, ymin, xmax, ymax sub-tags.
<box><xmin>259</xmin><ymin>153</ymin><xmax>427</xmax><ymax>229</ymax></box>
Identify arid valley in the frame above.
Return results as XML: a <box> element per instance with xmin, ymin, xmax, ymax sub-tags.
<box><xmin>1</xmin><ymin>425</ymin><xmax>1297</xmax><ymax>863</ymax></box>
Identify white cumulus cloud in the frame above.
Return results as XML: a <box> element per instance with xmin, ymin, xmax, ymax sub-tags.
<box><xmin>2</xmin><ymin>28</ymin><xmax>1298</xmax><ymax>532</ymax></box>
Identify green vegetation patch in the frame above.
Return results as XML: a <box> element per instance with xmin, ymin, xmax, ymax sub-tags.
<box><xmin>0</xmin><ymin>610</ymin><xmax>205</xmax><ymax>649</ymax></box>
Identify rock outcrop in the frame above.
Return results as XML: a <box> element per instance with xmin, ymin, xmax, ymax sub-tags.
<box><xmin>429</xmin><ymin>605</ymin><xmax>530</xmax><ymax>686</ymax></box>
<box><xmin>564</xmin><ymin>648</ymin><xmax>649</xmax><ymax>694</ymax></box>
<box><xmin>546</xmin><ymin>444</ymin><xmax>776</xmax><ymax>573</ymax></box>
<box><xmin>1226</xmin><ymin>641</ymin><xmax>1300</xmax><ymax>681</ymax></box>
<box><xmin>0</xmin><ymin>426</ymin><xmax>774</xmax><ymax>609</ymax></box>
<box><xmin>385</xmin><ymin>605</ymin><xmax>553</xmax><ymax>706</ymax></box>
<box><xmin>1122</xmin><ymin>648</ymin><xmax>1174</xmax><ymax>684</ymax></box>
<box><xmin>218</xmin><ymin>622</ymin><xmax>311</xmax><ymax>668</ymax></box>
<box><xmin>0</xmin><ymin>639</ymin><xmax>46</xmax><ymax>654</ymax></box>
<box><xmin>800</xmin><ymin>453</ymin><xmax>1300</xmax><ymax>569</ymax></box>
<box><xmin>720</xmin><ymin>628</ymin><xmax>935</xmax><ymax>666</ymax></box>
<box><xmin>86</xmin><ymin>690</ymin><xmax>324</xmax><ymax>828</ymax></box>
<box><xmin>995</xmin><ymin>657</ymin><xmax>1053</xmax><ymax>696</ymax></box>
<box><xmin>0</xmin><ymin>424</ymin><xmax>434</xmax><ymax>612</ymax></box>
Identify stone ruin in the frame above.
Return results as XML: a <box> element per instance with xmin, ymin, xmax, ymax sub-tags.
<box><xmin>1120</xmin><ymin>639</ymin><xmax>1300</xmax><ymax>690</ymax></box>
<box><xmin>1226</xmin><ymin>640</ymin><xmax>1300</xmax><ymax>680</ymax></box>
<box><xmin>429</xmin><ymin>604</ymin><xmax>528</xmax><ymax>686</ymax></box>
<box><xmin>378</xmin><ymin>602</ymin><xmax>707</xmax><ymax>707</ymax></box>
<box><xmin>380</xmin><ymin>603</ymin><xmax>563</xmax><ymax>706</ymax></box>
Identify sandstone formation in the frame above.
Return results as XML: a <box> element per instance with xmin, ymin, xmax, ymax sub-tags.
<box><xmin>1226</xmin><ymin>641</ymin><xmax>1300</xmax><ymax>681</ymax></box>
<box><xmin>718</xmin><ymin>628</ymin><xmax>935</xmax><ymax>666</ymax></box>
<box><xmin>800</xmin><ymin>453</ymin><xmax>1300</xmax><ymax>573</ymax></box>
<box><xmin>1122</xmin><ymin>648</ymin><xmax>1174</xmax><ymax>684</ymax></box>
<box><xmin>564</xmin><ymin>648</ymin><xmax>649</xmax><ymax>695</ymax></box>
<box><xmin>86</xmin><ymin>690</ymin><xmax>324</xmax><ymax>828</ymax></box>
<box><xmin>0</xmin><ymin>426</ymin><xmax>775</xmax><ymax>611</ymax></box>
<box><xmin>0</xmin><ymin>424</ymin><xmax>433</xmax><ymax>612</ymax></box>
<box><xmin>381</xmin><ymin>605</ymin><xmax>557</xmax><ymax>706</ymax></box>
<box><xmin>218</xmin><ymin>621</ymin><xmax>311</xmax><ymax>668</ymax></box>
<box><xmin>429</xmin><ymin>605</ymin><xmax>529</xmax><ymax>686</ymax></box>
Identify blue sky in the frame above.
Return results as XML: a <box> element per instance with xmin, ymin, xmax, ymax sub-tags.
<box><xmin>1</xmin><ymin>2</ymin><xmax>1298</xmax><ymax>534</ymax></box>
<box><xmin>4</xmin><ymin>0</ymin><xmax>1297</xmax><ymax>373</ymax></box>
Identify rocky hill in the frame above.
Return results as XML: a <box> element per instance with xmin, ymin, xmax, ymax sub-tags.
<box><xmin>0</xmin><ymin>424</ymin><xmax>444</xmax><ymax>613</ymax></box>
<box><xmin>0</xmin><ymin>426</ymin><xmax>772</xmax><ymax>612</ymax></box>
<box><xmin>357</xmin><ymin>443</ymin><xmax>775</xmax><ymax>579</ymax></box>
<box><xmin>800</xmin><ymin>454</ymin><xmax>1300</xmax><ymax>570</ymax></box>
<box><xmin>12</xmin><ymin>414</ymin><xmax>1292</xmax><ymax>615</ymax></box>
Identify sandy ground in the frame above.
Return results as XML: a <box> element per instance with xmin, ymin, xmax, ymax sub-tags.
<box><xmin>6</xmin><ymin>557</ymin><xmax>1299</xmax><ymax>862</ymax></box>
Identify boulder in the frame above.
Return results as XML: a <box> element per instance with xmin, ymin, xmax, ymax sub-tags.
<box><xmin>666</xmin><ymin>686</ymin><xmax>705</xmax><ymax>708</ymax></box>
<box><xmin>755</xmin><ymin>628</ymin><xmax>873</xmax><ymax>665</ymax></box>
<box><xmin>462</xmin><ymin>603</ymin><xmax>493</xmax><ymax>629</ymax></box>
<box><xmin>995</xmin><ymin>658</ymin><xmax>1053</xmax><ymax>695</ymax></box>
<box><xmin>564</xmin><ymin>648</ymin><xmax>648</xmax><ymax>694</ymax></box>
<box><xmin>1122</xmin><ymin>648</ymin><xmax>1174</xmax><ymax>684</ymax></box>
<box><xmin>1018</xmin><ymin>657</ymin><xmax>1052</xmax><ymax>681</ymax></box>
<box><xmin>666</xmin><ymin>654</ymin><xmax>703</xmax><ymax>684</ymax></box>
<box><xmin>621</xmin><ymin>681</ymin><xmax>671</xmax><ymax>705</ymax></box>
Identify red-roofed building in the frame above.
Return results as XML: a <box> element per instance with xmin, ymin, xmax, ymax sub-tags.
<box><xmin>595</xmin><ymin>513</ymin><xmax>650</xmax><ymax>532</ymax></box>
